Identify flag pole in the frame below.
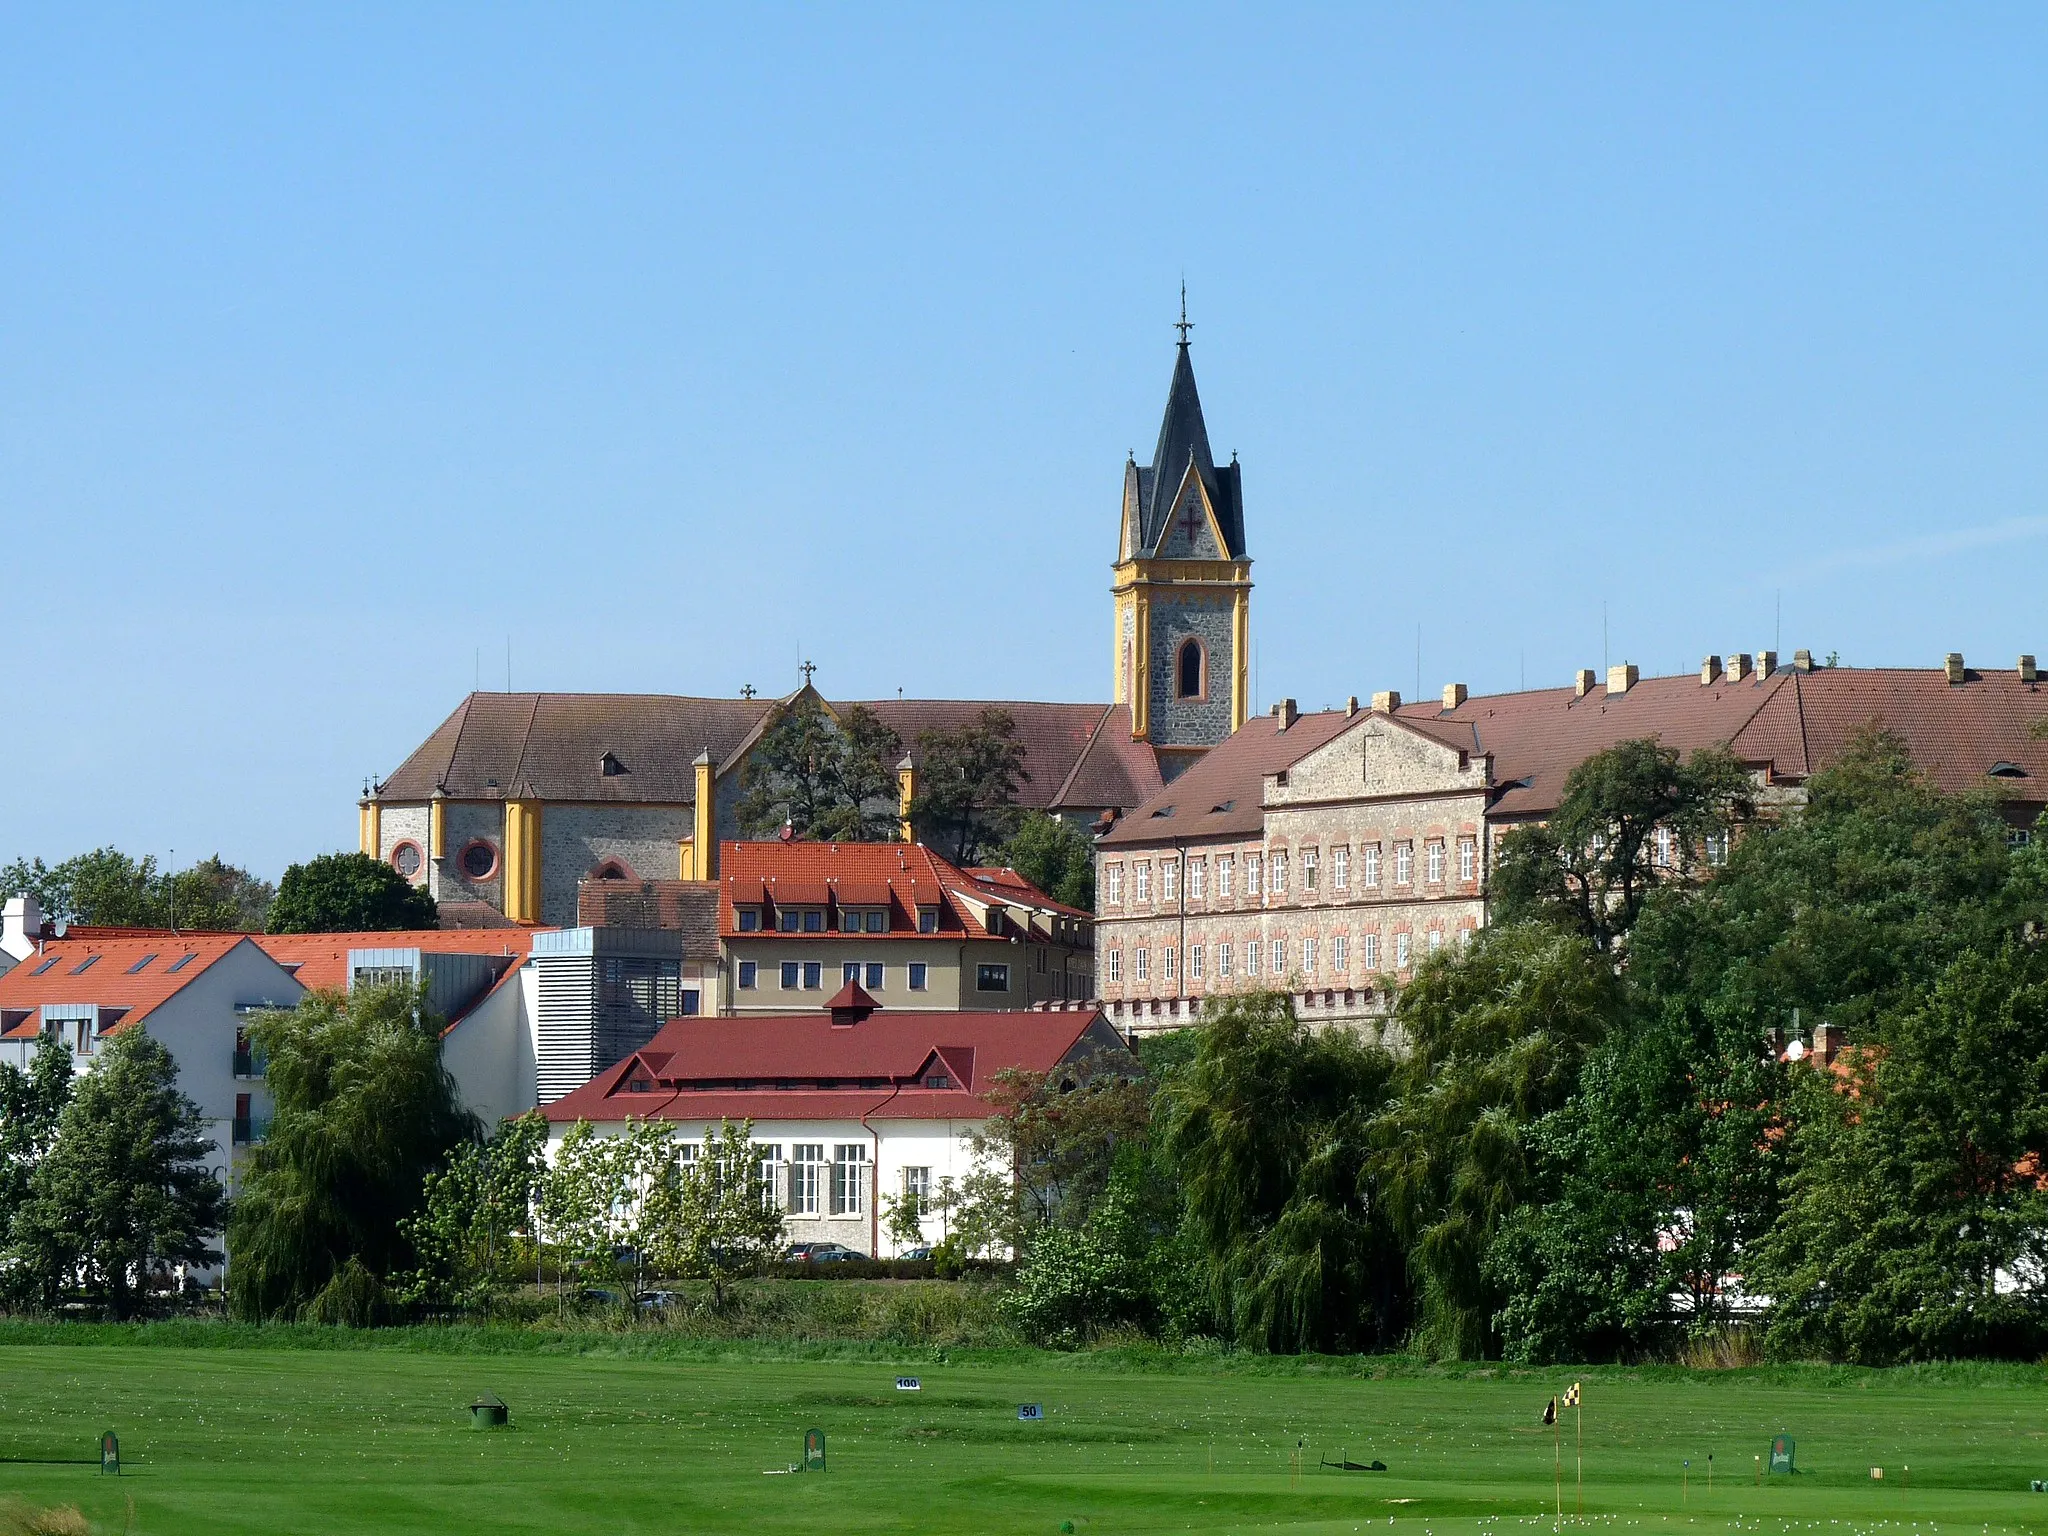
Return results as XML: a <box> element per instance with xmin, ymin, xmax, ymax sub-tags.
<box><xmin>1575</xmin><ymin>1389</ymin><xmax>1583</xmax><ymax>1517</ymax></box>
<box><xmin>1553</xmin><ymin>1403</ymin><xmax>1562</xmax><ymax>1524</ymax></box>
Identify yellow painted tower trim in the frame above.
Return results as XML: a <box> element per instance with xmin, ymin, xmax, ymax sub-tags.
<box><xmin>428</xmin><ymin>792</ymin><xmax>446</xmax><ymax>860</ymax></box>
<box><xmin>689</xmin><ymin>752</ymin><xmax>716</xmax><ymax>881</ymax></box>
<box><xmin>358</xmin><ymin>800</ymin><xmax>380</xmax><ymax>858</ymax></box>
<box><xmin>1231</xmin><ymin>589</ymin><xmax>1251</xmax><ymax>731</ymax></box>
<box><xmin>502</xmin><ymin>799</ymin><xmax>542</xmax><ymax>923</ymax></box>
<box><xmin>897</xmin><ymin>757</ymin><xmax>918</xmax><ymax>843</ymax></box>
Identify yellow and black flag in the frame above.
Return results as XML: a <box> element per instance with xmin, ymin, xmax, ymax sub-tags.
<box><xmin>1564</xmin><ymin>1383</ymin><xmax>1580</xmax><ymax>1408</ymax></box>
<box><xmin>1542</xmin><ymin>1396</ymin><xmax>1557</xmax><ymax>1426</ymax></box>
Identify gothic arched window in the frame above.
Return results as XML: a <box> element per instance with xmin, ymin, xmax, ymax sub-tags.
<box><xmin>1176</xmin><ymin>639</ymin><xmax>1205</xmax><ymax>700</ymax></box>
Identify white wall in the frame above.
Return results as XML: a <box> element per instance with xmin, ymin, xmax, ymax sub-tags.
<box><xmin>441</xmin><ymin>961</ymin><xmax>539</xmax><ymax>1127</ymax></box>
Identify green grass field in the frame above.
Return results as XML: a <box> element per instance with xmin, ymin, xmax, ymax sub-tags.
<box><xmin>0</xmin><ymin>1329</ymin><xmax>2044</xmax><ymax>1534</ymax></box>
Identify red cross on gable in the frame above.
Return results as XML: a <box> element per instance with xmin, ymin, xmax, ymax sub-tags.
<box><xmin>1178</xmin><ymin>504</ymin><xmax>1204</xmax><ymax>544</ymax></box>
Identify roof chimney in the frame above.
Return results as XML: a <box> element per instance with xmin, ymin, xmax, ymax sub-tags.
<box><xmin>1574</xmin><ymin>669</ymin><xmax>1597</xmax><ymax>699</ymax></box>
<box><xmin>1442</xmin><ymin>682</ymin><xmax>1467</xmax><ymax>710</ymax></box>
<box><xmin>1371</xmin><ymin>690</ymin><xmax>1401</xmax><ymax>714</ymax></box>
<box><xmin>1272</xmin><ymin>698</ymin><xmax>1298</xmax><ymax>730</ymax></box>
<box><xmin>1792</xmin><ymin>649</ymin><xmax>1815</xmax><ymax>673</ymax></box>
<box><xmin>1606</xmin><ymin>663</ymin><xmax>1638</xmax><ymax>696</ymax></box>
<box><xmin>1</xmin><ymin>895</ymin><xmax>43</xmax><ymax>964</ymax></box>
<box><xmin>1700</xmin><ymin>655</ymin><xmax>1722</xmax><ymax>686</ymax></box>
<box><xmin>2020</xmin><ymin>654</ymin><xmax>2039</xmax><ymax>684</ymax></box>
<box><xmin>1944</xmin><ymin>652</ymin><xmax>1966</xmax><ymax>684</ymax></box>
<box><xmin>1727</xmin><ymin>653</ymin><xmax>1753</xmax><ymax>683</ymax></box>
<box><xmin>1757</xmin><ymin>650</ymin><xmax>1778</xmax><ymax>677</ymax></box>
<box><xmin>1346</xmin><ymin>695</ymin><xmax>1359</xmax><ymax>716</ymax></box>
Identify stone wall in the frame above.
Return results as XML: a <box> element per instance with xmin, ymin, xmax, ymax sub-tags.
<box><xmin>1146</xmin><ymin>591</ymin><xmax>1235</xmax><ymax>747</ymax></box>
<box><xmin>539</xmin><ymin>806</ymin><xmax>690</xmax><ymax>927</ymax></box>
<box><xmin>435</xmin><ymin>801</ymin><xmax>507</xmax><ymax>908</ymax></box>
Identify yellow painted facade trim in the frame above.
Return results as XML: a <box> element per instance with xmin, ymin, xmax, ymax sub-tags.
<box><xmin>428</xmin><ymin>795</ymin><xmax>446</xmax><ymax>860</ymax></box>
<box><xmin>503</xmin><ymin>799</ymin><xmax>542</xmax><ymax>923</ymax></box>
<box><xmin>358</xmin><ymin>801</ymin><xmax>380</xmax><ymax>858</ymax></box>
<box><xmin>691</xmin><ymin>753</ymin><xmax>716</xmax><ymax>881</ymax></box>
<box><xmin>897</xmin><ymin>760</ymin><xmax>918</xmax><ymax>843</ymax></box>
<box><xmin>1232</xmin><ymin>589</ymin><xmax>1251</xmax><ymax>731</ymax></box>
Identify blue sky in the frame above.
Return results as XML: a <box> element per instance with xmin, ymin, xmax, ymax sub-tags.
<box><xmin>3</xmin><ymin>6</ymin><xmax>2044</xmax><ymax>879</ymax></box>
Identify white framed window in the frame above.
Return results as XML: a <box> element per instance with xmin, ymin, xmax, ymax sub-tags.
<box><xmin>1271</xmin><ymin>851</ymin><xmax>1288</xmax><ymax>895</ymax></box>
<box><xmin>1135</xmin><ymin>861</ymin><xmax>1152</xmax><ymax>902</ymax></box>
<box><xmin>1217</xmin><ymin>855</ymin><xmax>1234</xmax><ymax>899</ymax></box>
<box><xmin>1395</xmin><ymin>841</ymin><xmax>1414</xmax><ymax>885</ymax></box>
<box><xmin>1706</xmin><ymin>831</ymin><xmax>1729</xmax><ymax>867</ymax></box>
<box><xmin>1270</xmin><ymin>938</ymin><xmax>1285</xmax><ymax>974</ymax></box>
<box><xmin>830</xmin><ymin>1144</ymin><xmax>869</xmax><ymax>1217</ymax></box>
<box><xmin>1459</xmin><ymin>837</ymin><xmax>1477</xmax><ymax>882</ymax></box>
<box><xmin>1332</xmin><ymin>846</ymin><xmax>1349</xmax><ymax>891</ymax></box>
<box><xmin>903</xmin><ymin>1166</ymin><xmax>931</xmax><ymax>1202</ymax></box>
<box><xmin>1428</xmin><ymin>929</ymin><xmax>1443</xmax><ymax>953</ymax></box>
<box><xmin>1106</xmin><ymin>949</ymin><xmax>1122</xmax><ymax>983</ymax></box>
<box><xmin>843</xmin><ymin>961</ymin><xmax>862</xmax><ymax>984</ymax></box>
<box><xmin>1189</xmin><ymin>858</ymin><xmax>1206</xmax><ymax>900</ymax></box>
<box><xmin>1106</xmin><ymin>863</ymin><xmax>1124</xmax><ymax>904</ymax></box>
<box><xmin>1363</xmin><ymin>932</ymin><xmax>1380</xmax><ymax>970</ymax></box>
<box><xmin>1161</xmin><ymin>859</ymin><xmax>1179</xmax><ymax>902</ymax></box>
<box><xmin>780</xmin><ymin>961</ymin><xmax>800</xmax><ymax>989</ymax></box>
<box><xmin>1363</xmin><ymin>842</ymin><xmax>1381</xmax><ymax>888</ymax></box>
<box><xmin>1396</xmin><ymin>932</ymin><xmax>1411</xmax><ymax>969</ymax></box>
<box><xmin>738</xmin><ymin>960</ymin><xmax>758</xmax><ymax>989</ymax></box>
<box><xmin>1246</xmin><ymin>853</ymin><xmax>1262</xmax><ymax>896</ymax></box>
<box><xmin>1654</xmin><ymin>827</ymin><xmax>1672</xmax><ymax>868</ymax></box>
<box><xmin>908</xmin><ymin>962</ymin><xmax>928</xmax><ymax>990</ymax></box>
<box><xmin>1218</xmin><ymin>942</ymin><xmax>1233</xmax><ymax>978</ymax></box>
<box><xmin>1302</xmin><ymin>848</ymin><xmax>1319</xmax><ymax>892</ymax></box>
<box><xmin>1332</xmin><ymin>935</ymin><xmax>1348</xmax><ymax>973</ymax></box>
<box><xmin>1302</xmin><ymin>936</ymin><xmax>1317</xmax><ymax>975</ymax></box>
<box><xmin>865</xmin><ymin>962</ymin><xmax>883</xmax><ymax>989</ymax></box>
<box><xmin>1190</xmin><ymin>943</ymin><xmax>1204</xmax><ymax>980</ymax></box>
<box><xmin>1245</xmin><ymin>939</ymin><xmax>1260</xmax><ymax>976</ymax></box>
<box><xmin>1135</xmin><ymin>947</ymin><xmax>1150</xmax><ymax>982</ymax></box>
<box><xmin>1426</xmin><ymin>839</ymin><xmax>1445</xmax><ymax>884</ymax></box>
<box><xmin>1162</xmin><ymin>946</ymin><xmax>1177</xmax><ymax>982</ymax></box>
<box><xmin>791</xmin><ymin>1144</ymin><xmax>825</xmax><ymax>1216</ymax></box>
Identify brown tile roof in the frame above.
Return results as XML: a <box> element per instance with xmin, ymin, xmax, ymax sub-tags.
<box><xmin>378</xmin><ymin>692</ymin><xmax>1169</xmax><ymax>815</ymax></box>
<box><xmin>716</xmin><ymin>841</ymin><xmax>1080</xmax><ymax>939</ymax></box>
<box><xmin>574</xmin><ymin>880</ymin><xmax>722</xmax><ymax>959</ymax></box>
<box><xmin>1099</xmin><ymin>708</ymin><xmax>1362</xmax><ymax>846</ymax></box>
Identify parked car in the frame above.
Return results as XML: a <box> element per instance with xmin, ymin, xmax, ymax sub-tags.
<box><xmin>896</xmin><ymin>1245</ymin><xmax>933</xmax><ymax>1262</ymax></box>
<box><xmin>635</xmin><ymin>1289</ymin><xmax>687</xmax><ymax>1311</ymax></box>
<box><xmin>786</xmin><ymin>1241</ymin><xmax>867</xmax><ymax>1263</ymax></box>
<box><xmin>578</xmin><ymin>1287</ymin><xmax>624</xmax><ymax>1307</ymax></box>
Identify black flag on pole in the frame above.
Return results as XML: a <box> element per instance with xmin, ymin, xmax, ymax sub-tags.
<box><xmin>1542</xmin><ymin>1396</ymin><xmax>1557</xmax><ymax>1426</ymax></box>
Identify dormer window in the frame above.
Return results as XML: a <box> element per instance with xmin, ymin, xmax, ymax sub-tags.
<box><xmin>737</xmin><ymin>908</ymin><xmax>761</xmax><ymax>932</ymax></box>
<box><xmin>803</xmin><ymin>910</ymin><xmax>823</xmax><ymax>933</ymax></box>
<box><xmin>600</xmin><ymin>752</ymin><xmax>628</xmax><ymax>777</ymax></box>
<box><xmin>923</xmin><ymin>1072</ymin><xmax>953</xmax><ymax>1090</ymax></box>
<box><xmin>918</xmin><ymin>907</ymin><xmax>939</xmax><ymax>934</ymax></box>
<box><xmin>864</xmin><ymin>911</ymin><xmax>886</xmax><ymax>933</ymax></box>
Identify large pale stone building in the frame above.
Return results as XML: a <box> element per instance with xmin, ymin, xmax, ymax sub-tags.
<box><xmin>1095</xmin><ymin>653</ymin><xmax>2048</xmax><ymax>1034</ymax></box>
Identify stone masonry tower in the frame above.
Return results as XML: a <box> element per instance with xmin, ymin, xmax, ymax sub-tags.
<box><xmin>1112</xmin><ymin>321</ymin><xmax>1252</xmax><ymax>778</ymax></box>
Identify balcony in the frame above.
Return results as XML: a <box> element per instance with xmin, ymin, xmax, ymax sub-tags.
<box><xmin>232</xmin><ymin>1049</ymin><xmax>266</xmax><ymax>1079</ymax></box>
<box><xmin>231</xmin><ymin>1114</ymin><xmax>271</xmax><ymax>1146</ymax></box>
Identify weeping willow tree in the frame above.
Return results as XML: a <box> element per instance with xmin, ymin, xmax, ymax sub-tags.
<box><xmin>1370</xmin><ymin>924</ymin><xmax>1620</xmax><ymax>1359</ymax></box>
<box><xmin>228</xmin><ymin>983</ymin><xmax>479</xmax><ymax>1321</ymax></box>
<box><xmin>1157</xmin><ymin>991</ymin><xmax>1403</xmax><ymax>1353</ymax></box>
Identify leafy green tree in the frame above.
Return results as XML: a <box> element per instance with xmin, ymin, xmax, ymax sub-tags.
<box><xmin>1370</xmin><ymin>924</ymin><xmax>1621</xmax><ymax>1358</ymax></box>
<box><xmin>1158</xmin><ymin>991</ymin><xmax>1404</xmax><ymax>1353</ymax></box>
<box><xmin>0</xmin><ymin>1038</ymin><xmax>73</xmax><ymax>1245</ymax></box>
<box><xmin>267</xmin><ymin>852</ymin><xmax>437</xmax><ymax>934</ymax></box>
<box><xmin>536</xmin><ymin>1120</ymin><xmax>624</xmax><ymax>1307</ymax></box>
<box><xmin>1001</xmin><ymin>1175</ymin><xmax>1155</xmax><ymax>1348</ymax></box>
<box><xmin>736</xmin><ymin>697</ymin><xmax>904</xmax><ymax>842</ymax></box>
<box><xmin>995</xmin><ymin>811</ymin><xmax>1095</xmax><ymax>909</ymax></box>
<box><xmin>228</xmin><ymin>984</ymin><xmax>477</xmax><ymax>1319</ymax></box>
<box><xmin>7</xmin><ymin>1031</ymin><xmax>225</xmax><ymax>1318</ymax></box>
<box><xmin>963</xmin><ymin>1060</ymin><xmax>1151</xmax><ymax>1248</ymax></box>
<box><xmin>0</xmin><ymin>849</ymin><xmax>272</xmax><ymax>930</ymax></box>
<box><xmin>911</xmin><ymin>708</ymin><xmax>1029</xmax><ymax>866</ymax></box>
<box><xmin>640</xmin><ymin>1119</ymin><xmax>788</xmax><ymax>1305</ymax></box>
<box><xmin>393</xmin><ymin>1111</ymin><xmax>548</xmax><ymax>1312</ymax></box>
<box><xmin>1751</xmin><ymin>942</ymin><xmax>2048</xmax><ymax>1363</ymax></box>
<box><xmin>1492</xmin><ymin>740</ymin><xmax>1754</xmax><ymax>951</ymax></box>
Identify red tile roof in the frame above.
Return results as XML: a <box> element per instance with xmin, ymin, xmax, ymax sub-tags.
<box><xmin>254</xmin><ymin>929</ymin><xmax>545</xmax><ymax>994</ymax></box>
<box><xmin>541</xmin><ymin>1003</ymin><xmax>1125</xmax><ymax>1124</ymax></box>
<box><xmin>718</xmin><ymin>841</ymin><xmax>1084</xmax><ymax>940</ymax></box>
<box><xmin>0</xmin><ymin>934</ymin><xmax>278</xmax><ymax>1034</ymax></box>
<box><xmin>1103</xmin><ymin>665</ymin><xmax>2048</xmax><ymax>843</ymax></box>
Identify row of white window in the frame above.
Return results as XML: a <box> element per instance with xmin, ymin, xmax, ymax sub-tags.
<box><xmin>1103</xmin><ymin>837</ymin><xmax>1478</xmax><ymax>907</ymax></box>
<box><xmin>1104</xmin><ymin>928</ymin><xmax>1459</xmax><ymax>985</ymax></box>
<box><xmin>736</xmin><ymin>959</ymin><xmax>1013</xmax><ymax>993</ymax></box>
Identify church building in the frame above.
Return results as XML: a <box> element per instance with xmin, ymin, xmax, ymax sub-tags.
<box><xmin>359</xmin><ymin>335</ymin><xmax>1252</xmax><ymax>929</ymax></box>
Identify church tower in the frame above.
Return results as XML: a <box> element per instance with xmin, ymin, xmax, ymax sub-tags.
<box><xmin>1113</xmin><ymin>316</ymin><xmax>1251</xmax><ymax>775</ymax></box>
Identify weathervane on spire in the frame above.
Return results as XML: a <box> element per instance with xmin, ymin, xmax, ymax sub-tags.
<box><xmin>1176</xmin><ymin>280</ymin><xmax>1193</xmax><ymax>345</ymax></box>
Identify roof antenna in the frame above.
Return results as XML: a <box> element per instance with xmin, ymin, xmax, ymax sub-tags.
<box><xmin>1176</xmin><ymin>280</ymin><xmax>1193</xmax><ymax>346</ymax></box>
<box><xmin>168</xmin><ymin>847</ymin><xmax>178</xmax><ymax>937</ymax></box>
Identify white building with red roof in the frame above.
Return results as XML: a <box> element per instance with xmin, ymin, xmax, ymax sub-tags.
<box><xmin>541</xmin><ymin>984</ymin><xmax>1132</xmax><ymax>1259</ymax></box>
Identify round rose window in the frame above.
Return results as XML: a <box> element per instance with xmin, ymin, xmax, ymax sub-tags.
<box><xmin>460</xmin><ymin>840</ymin><xmax>498</xmax><ymax>880</ymax></box>
<box><xmin>391</xmin><ymin>842</ymin><xmax>422</xmax><ymax>878</ymax></box>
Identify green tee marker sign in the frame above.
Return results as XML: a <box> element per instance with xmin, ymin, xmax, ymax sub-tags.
<box><xmin>99</xmin><ymin>1431</ymin><xmax>119</xmax><ymax>1476</ymax></box>
<box><xmin>802</xmin><ymin>1428</ymin><xmax>826</xmax><ymax>1472</ymax></box>
<box><xmin>1768</xmin><ymin>1434</ymin><xmax>1796</xmax><ymax>1475</ymax></box>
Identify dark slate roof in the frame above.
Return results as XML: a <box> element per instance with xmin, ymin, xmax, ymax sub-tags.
<box><xmin>1133</xmin><ymin>344</ymin><xmax>1245</xmax><ymax>559</ymax></box>
<box><xmin>1099</xmin><ymin>707</ymin><xmax>1360</xmax><ymax>846</ymax></box>
<box><xmin>573</xmin><ymin>880</ymin><xmax>722</xmax><ymax>959</ymax></box>
<box><xmin>380</xmin><ymin>692</ymin><xmax>1170</xmax><ymax>815</ymax></box>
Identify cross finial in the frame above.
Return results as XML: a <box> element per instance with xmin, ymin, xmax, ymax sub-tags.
<box><xmin>800</xmin><ymin>659</ymin><xmax>816</xmax><ymax>685</ymax></box>
<box><xmin>1175</xmin><ymin>281</ymin><xmax>1193</xmax><ymax>345</ymax></box>
<box><xmin>740</xmin><ymin>683</ymin><xmax>756</xmax><ymax>699</ymax></box>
